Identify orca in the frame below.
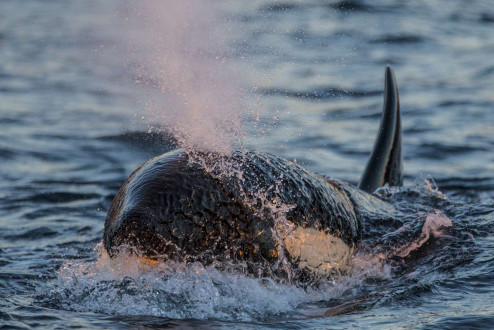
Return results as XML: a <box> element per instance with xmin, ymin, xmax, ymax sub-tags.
<box><xmin>103</xmin><ymin>66</ymin><xmax>403</xmax><ymax>279</ymax></box>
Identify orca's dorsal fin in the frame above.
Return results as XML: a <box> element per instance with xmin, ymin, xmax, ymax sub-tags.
<box><xmin>358</xmin><ymin>66</ymin><xmax>403</xmax><ymax>193</ymax></box>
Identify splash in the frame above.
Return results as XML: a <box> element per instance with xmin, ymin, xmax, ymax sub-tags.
<box><xmin>371</xmin><ymin>181</ymin><xmax>454</xmax><ymax>260</ymax></box>
<box><xmin>50</xmin><ymin>243</ymin><xmax>391</xmax><ymax>321</ymax></box>
<box><xmin>423</xmin><ymin>176</ymin><xmax>448</xmax><ymax>200</ymax></box>
<box><xmin>394</xmin><ymin>209</ymin><xmax>453</xmax><ymax>258</ymax></box>
<box><xmin>125</xmin><ymin>1</ymin><xmax>245</xmax><ymax>154</ymax></box>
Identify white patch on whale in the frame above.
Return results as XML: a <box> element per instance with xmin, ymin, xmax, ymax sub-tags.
<box><xmin>284</xmin><ymin>227</ymin><xmax>355</xmax><ymax>277</ymax></box>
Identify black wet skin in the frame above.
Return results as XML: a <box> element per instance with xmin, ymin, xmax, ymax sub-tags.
<box><xmin>104</xmin><ymin>149</ymin><xmax>360</xmax><ymax>268</ymax></box>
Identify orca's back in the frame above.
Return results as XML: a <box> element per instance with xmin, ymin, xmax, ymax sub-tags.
<box><xmin>104</xmin><ymin>149</ymin><xmax>360</xmax><ymax>268</ymax></box>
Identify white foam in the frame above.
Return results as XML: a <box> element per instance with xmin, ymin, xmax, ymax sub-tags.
<box><xmin>394</xmin><ymin>210</ymin><xmax>453</xmax><ymax>258</ymax></box>
<box><xmin>52</xmin><ymin>243</ymin><xmax>392</xmax><ymax>321</ymax></box>
<box><xmin>365</xmin><ymin>208</ymin><xmax>454</xmax><ymax>260</ymax></box>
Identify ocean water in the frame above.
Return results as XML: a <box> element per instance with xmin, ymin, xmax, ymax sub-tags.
<box><xmin>1</xmin><ymin>0</ymin><xmax>493</xmax><ymax>328</ymax></box>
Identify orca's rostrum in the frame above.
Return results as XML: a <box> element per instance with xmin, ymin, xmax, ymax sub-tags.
<box><xmin>104</xmin><ymin>66</ymin><xmax>403</xmax><ymax>279</ymax></box>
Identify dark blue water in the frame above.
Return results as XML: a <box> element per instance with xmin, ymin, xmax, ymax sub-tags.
<box><xmin>1</xmin><ymin>0</ymin><xmax>493</xmax><ymax>328</ymax></box>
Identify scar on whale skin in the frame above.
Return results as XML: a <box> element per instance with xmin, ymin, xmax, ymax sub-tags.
<box><xmin>103</xmin><ymin>66</ymin><xmax>404</xmax><ymax>279</ymax></box>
